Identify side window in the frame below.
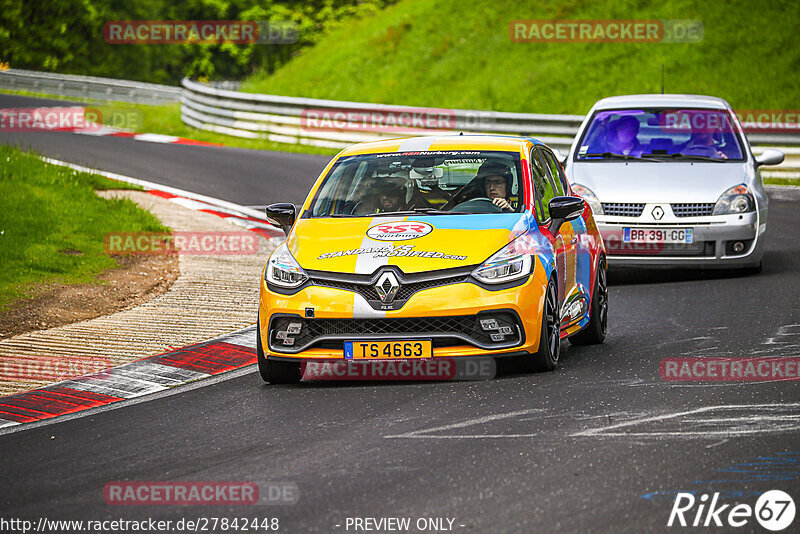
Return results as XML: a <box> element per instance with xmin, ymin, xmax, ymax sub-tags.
<box><xmin>539</xmin><ymin>149</ymin><xmax>567</xmax><ymax>196</ymax></box>
<box><xmin>530</xmin><ymin>148</ymin><xmax>554</xmax><ymax>223</ymax></box>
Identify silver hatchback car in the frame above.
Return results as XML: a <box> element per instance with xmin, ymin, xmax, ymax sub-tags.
<box><xmin>564</xmin><ymin>94</ymin><xmax>784</xmax><ymax>270</ymax></box>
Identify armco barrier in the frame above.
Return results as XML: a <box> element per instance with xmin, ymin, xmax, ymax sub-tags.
<box><xmin>0</xmin><ymin>68</ymin><xmax>180</xmax><ymax>105</ymax></box>
<box><xmin>179</xmin><ymin>78</ymin><xmax>800</xmax><ymax>177</ymax></box>
<box><xmin>0</xmin><ymin>68</ymin><xmax>796</xmax><ymax>176</ymax></box>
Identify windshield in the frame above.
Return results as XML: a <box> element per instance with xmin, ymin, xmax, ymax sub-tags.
<box><xmin>574</xmin><ymin>108</ymin><xmax>745</xmax><ymax>161</ymax></box>
<box><xmin>308</xmin><ymin>150</ymin><xmax>525</xmax><ymax>217</ymax></box>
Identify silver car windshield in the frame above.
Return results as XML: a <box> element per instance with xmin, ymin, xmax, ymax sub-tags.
<box><xmin>308</xmin><ymin>150</ymin><xmax>525</xmax><ymax>217</ymax></box>
<box><xmin>575</xmin><ymin>108</ymin><xmax>745</xmax><ymax>162</ymax></box>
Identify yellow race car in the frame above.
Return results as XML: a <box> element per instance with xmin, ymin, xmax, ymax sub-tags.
<box><xmin>258</xmin><ymin>135</ymin><xmax>607</xmax><ymax>383</ymax></box>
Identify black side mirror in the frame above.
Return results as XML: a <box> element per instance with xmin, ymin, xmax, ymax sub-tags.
<box><xmin>265</xmin><ymin>203</ymin><xmax>297</xmax><ymax>236</ymax></box>
<box><xmin>548</xmin><ymin>196</ymin><xmax>584</xmax><ymax>234</ymax></box>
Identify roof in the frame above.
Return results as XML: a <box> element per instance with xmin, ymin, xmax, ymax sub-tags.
<box><xmin>591</xmin><ymin>94</ymin><xmax>731</xmax><ymax>111</ymax></box>
<box><xmin>338</xmin><ymin>134</ymin><xmax>543</xmax><ymax>156</ymax></box>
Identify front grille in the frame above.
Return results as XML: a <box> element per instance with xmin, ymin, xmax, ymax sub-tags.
<box><xmin>269</xmin><ymin>312</ymin><xmax>522</xmax><ymax>353</ymax></box>
<box><xmin>602</xmin><ymin>203</ymin><xmax>645</xmax><ymax>217</ymax></box>
<box><xmin>671</xmin><ymin>203</ymin><xmax>715</xmax><ymax>217</ymax></box>
<box><xmin>310</xmin><ymin>273</ymin><xmax>471</xmax><ymax>305</ymax></box>
<box><xmin>608</xmin><ymin>241</ymin><xmax>715</xmax><ymax>257</ymax></box>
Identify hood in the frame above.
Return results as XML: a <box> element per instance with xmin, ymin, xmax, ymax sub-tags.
<box><xmin>568</xmin><ymin>161</ymin><xmax>753</xmax><ymax>203</ymax></box>
<box><xmin>287</xmin><ymin>214</ymin><xmax>530</xmax><ymax>275</ymax></box>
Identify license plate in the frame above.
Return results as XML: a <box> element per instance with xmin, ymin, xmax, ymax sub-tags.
<box><xmin>623</xmin><ymin>227</ymin><xmax>693</xmax><ymax>244</ymax></box>
<box><xmin>344</xmin><ymin>340</ymin><xmax>432</xmax><ymax>360</ymax></box>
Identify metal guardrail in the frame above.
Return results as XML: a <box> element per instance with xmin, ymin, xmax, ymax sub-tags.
<box><xmin>180</xmin><ymin>78</ymin><xmax>800</xmax><ymax>176</ymax></box>
<box><xmin>0</xmin><ymin>69</ymin><xmax>796</xmax><ymax>177</ymax></box>
<box><xmin>0</xmin><ymin>68</ymin><xmax>180</xmax><ymax>105</ymax></box>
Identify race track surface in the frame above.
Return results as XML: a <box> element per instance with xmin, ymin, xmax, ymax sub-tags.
<box><xmin>1</xmin><ymin>94</ymin><xmax>799</xmax><ymax>533</ymax></box>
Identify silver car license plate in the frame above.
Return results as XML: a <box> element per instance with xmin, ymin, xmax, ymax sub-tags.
<box><xmin>623</xmin><ymin>228</ymin><xmax>693</xmax><ymax>244</ymax></box>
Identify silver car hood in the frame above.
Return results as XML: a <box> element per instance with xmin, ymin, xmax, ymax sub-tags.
<box><xmin>568</xmin><ymin>161</ymin><xmax>752</xmax><ymax>204</ymax></box>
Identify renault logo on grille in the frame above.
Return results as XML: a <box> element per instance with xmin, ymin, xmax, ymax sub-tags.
<box><xmin>652</xmin><ymin>206</ymin><xmax>665</xmax><ymax>220</ymax></box>
<box><xmin>375</xmin><ymin>272</ymin><xmax>400</xmax><ymax>304</ymax></box>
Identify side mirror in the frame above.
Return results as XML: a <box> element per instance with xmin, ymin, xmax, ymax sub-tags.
<box><xmin>548</xmin><ymin>196</ymin><xmax>584</xmax><ymax>234</ymax></box>
<box><xmin>265</xmin><ymin>203</ymin><xmax>297</xmax><ymax>236</ymax></box>
<box><xmin>755</xmin><ymin>149</ymin><xmax>785</xmax><ymax>167</ymax></box>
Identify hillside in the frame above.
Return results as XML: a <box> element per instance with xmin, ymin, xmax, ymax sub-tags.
<box><xmin>241</xmin><ymin>0</ymin><xmax>800</xmax><ymax>114</ymax></box>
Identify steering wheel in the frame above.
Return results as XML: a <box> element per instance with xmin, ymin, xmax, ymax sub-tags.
<box><xmin>451</xmin><ymin>197</ymin><xmax>503</xmax><ymax>213</ymax></box>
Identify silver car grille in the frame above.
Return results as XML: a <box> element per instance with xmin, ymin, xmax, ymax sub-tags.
<box><xmin>601</xmin><ymin>203</ymin><xmax>645</xmax><ymax>217</ymax></box>
<box><xmin>671</xmin><ymin>203</ymin><xmax>715</xmax><ymax>217</ymax></box>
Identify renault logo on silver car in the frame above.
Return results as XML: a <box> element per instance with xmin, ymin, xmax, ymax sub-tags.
<box><xmin>652</xmin><ymin>206</ymin><xmax>665</xmax><ymax>220</ymax></box>
<box><xmin>375</xmin><ymin>272</ymin><xmax>400</xmax><ymax>303</ymax></box>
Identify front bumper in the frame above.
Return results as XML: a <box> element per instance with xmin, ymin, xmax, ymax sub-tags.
<box><xmin>258</xmin><ymin>268</ymin><xmax>548</xmax><ymax>361</ymax></box>
<box><xmin>597</xmin><ymin>209</ymin><xmax>764</xmax><ymax>268</ymax></box>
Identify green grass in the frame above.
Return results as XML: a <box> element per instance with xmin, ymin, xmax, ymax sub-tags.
<box><xmin>0</xmin><ymin>89</ymin><xmax>338</xmax><ymax>156</ymax></box>
<box><xmin>241</xmin><ymin>0</ymin><xmax>800</xmax><ymax>115</ymax></box>
<box><xmin>764</xmin><ymin>177</ymin><xmax>800</xmax><ymax>187</ymax></box>
<box><xmin>0</xmin><ymin>145</ymin><xmax>168</xmax><ymax>312</ymax></box>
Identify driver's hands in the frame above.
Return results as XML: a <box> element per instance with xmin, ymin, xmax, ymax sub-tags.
<box><xmin>492</xmin><ymin>197</ymin><xmax>512</xmax><ymax>211</ymax></box>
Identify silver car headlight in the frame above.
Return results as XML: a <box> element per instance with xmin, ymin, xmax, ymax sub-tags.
<box><xmin>712</xmin><ymin>184</ymin><xmax>755</xmax><ymax>215</ymax></box>
<box><xmin>265</xmin><ymin>242</ymin><xmax>308</xmax><ymax>288</ymax></box>
<box><xmin>571</xmin><ymin>184</ymin><xmax>603</xmax><ymax>215</ymax></box>
<box><xmin>472</xmin><ymin>238</ymin><xmax>534</xmax><ymax>284</ymax></box>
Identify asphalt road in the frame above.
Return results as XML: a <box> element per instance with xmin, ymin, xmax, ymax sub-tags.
<box><xmin>1</xmin><ymin>94</ymin><xmax>799</xmax><ymax>533</ymax></box>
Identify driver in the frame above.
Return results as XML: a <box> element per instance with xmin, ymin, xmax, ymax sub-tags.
<box><xmin>476</xmin><ymin>161</ymin><xmax>514</xmax><ymax>211</ymax></box>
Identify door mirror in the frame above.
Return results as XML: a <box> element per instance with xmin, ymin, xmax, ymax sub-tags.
<box><xmin>755</xmin><ymin>149</ymin><xmax>785</xmax><ymax>167</ymax></box>
<box><xmin>548</xmin><ymin>196</ymin><xmax>584</xmax><ymax>234</ymax></box>
<box><xmin>265</xmin><ymin>203</ymin><xmax>297</xmax><ymax>236</ymax></box>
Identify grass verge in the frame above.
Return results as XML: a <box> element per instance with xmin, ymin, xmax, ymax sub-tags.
<box><xmin>0</xmin><ymin>144</ymin><xmax>168</xmax><ymax>312</ymax></box>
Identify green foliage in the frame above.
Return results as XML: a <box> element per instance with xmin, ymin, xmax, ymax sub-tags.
<box><xmin>0</xmin><ymin>145</ymin><xmax>166</xmax><ymax>312</ymax></box>
<box><xmin>242</xmin><ymin>0</ymin><xmax>800</xmax><ymax>114</ymax></box>
<box><xmin>0</xmin><ymin>0</ymin><xmax>396</xmax><ymax>84</ymax></box>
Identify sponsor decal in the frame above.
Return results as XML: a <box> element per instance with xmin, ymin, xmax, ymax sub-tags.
<box><xmin>317</xmin><ymin>244</ymin><xmax>467</xmax><ymax>261</ymax></box>
<box><xmin>367</xmin><ymin>222</ymin><xmax>433</xmax><ymax>241</ymax></box>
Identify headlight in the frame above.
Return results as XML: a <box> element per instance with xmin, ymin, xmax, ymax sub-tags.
<box><xmin>472</xmin><ymin>238</ymin><xmax>534</xmax><ymax>284</ymax></box>
<box><xmin>712</xmin><ymin>184</ymin><xmax>755</xmax><ymax>215</ymax></box>
<box><xmin>265</xmin><ymin>243</ymin><xmax>308</xmax><ymax>288</ymax></box>
<box><xmin>571</xmin><ymin>184</ymin><xmax>603</xmax><ymax>215</ymax></box>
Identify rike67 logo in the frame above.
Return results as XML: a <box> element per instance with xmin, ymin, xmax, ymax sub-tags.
<box><xmin>367</xmin><ymin>222</ymin><xmax>433</xmax><ymax>241</ymax></box>
<box><xmin>668</xmin><ymin>490</ymin><xmax>795</xmax><ymax>531</ymax></box>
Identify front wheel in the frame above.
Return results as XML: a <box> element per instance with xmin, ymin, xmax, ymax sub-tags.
<box><xmin>526</xmin><ymin>278</ymin><xmax>560</xmax><ymax>372</ymax></box>
<box><xmin>257</xmin><ymin>320</ymin><xmax>302</xmax><ymax>384</ymax></box>
<box><xmin>569</xmin><ymin>257</ymin><xmax>608</xmax><ymax>345</ymax></box>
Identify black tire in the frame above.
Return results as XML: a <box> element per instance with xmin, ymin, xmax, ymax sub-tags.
<box><xmin>569</xmin><ymin>257</ymin><xmax>608</xmax><ymax>346</ymax></box>
<box><xmin>257</xmin><ymin>320</ymin><xmax>302</xmax><ymax>384</ymax></box>
<box><xmin>526</xmin><ymin>278</ymin><xmax>560</xmax><ymax>372</ymax></box>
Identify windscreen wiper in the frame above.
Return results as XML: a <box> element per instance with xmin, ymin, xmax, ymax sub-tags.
<box><xmin>579</xmin><ymin>152</ymin><xmax>662</xmax><ymax>162</ymax></box>
<box><xmin>364</xmin><ymin>207</ymin><xmax>457</xmax><ymax>216</ymax></box>
<box><xmin>653</xmin><ymin>152</ymin><xmax>728</xmax><ymax>162</ymax></box>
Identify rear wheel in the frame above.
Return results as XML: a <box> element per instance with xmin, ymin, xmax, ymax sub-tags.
<box><xmin>257</xmin><ymin>320</ymin><xmax>302</xmax><ymax>384</ymax></box>
<box><xmin>569</xmin><ymin>257</ymin><xmax>608</xmax><ymax>346</ymax></box>
<box><xmin>526</xmin><ymin>278</ymin><xmax>560</xmax><ymax>372</ymax></box>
